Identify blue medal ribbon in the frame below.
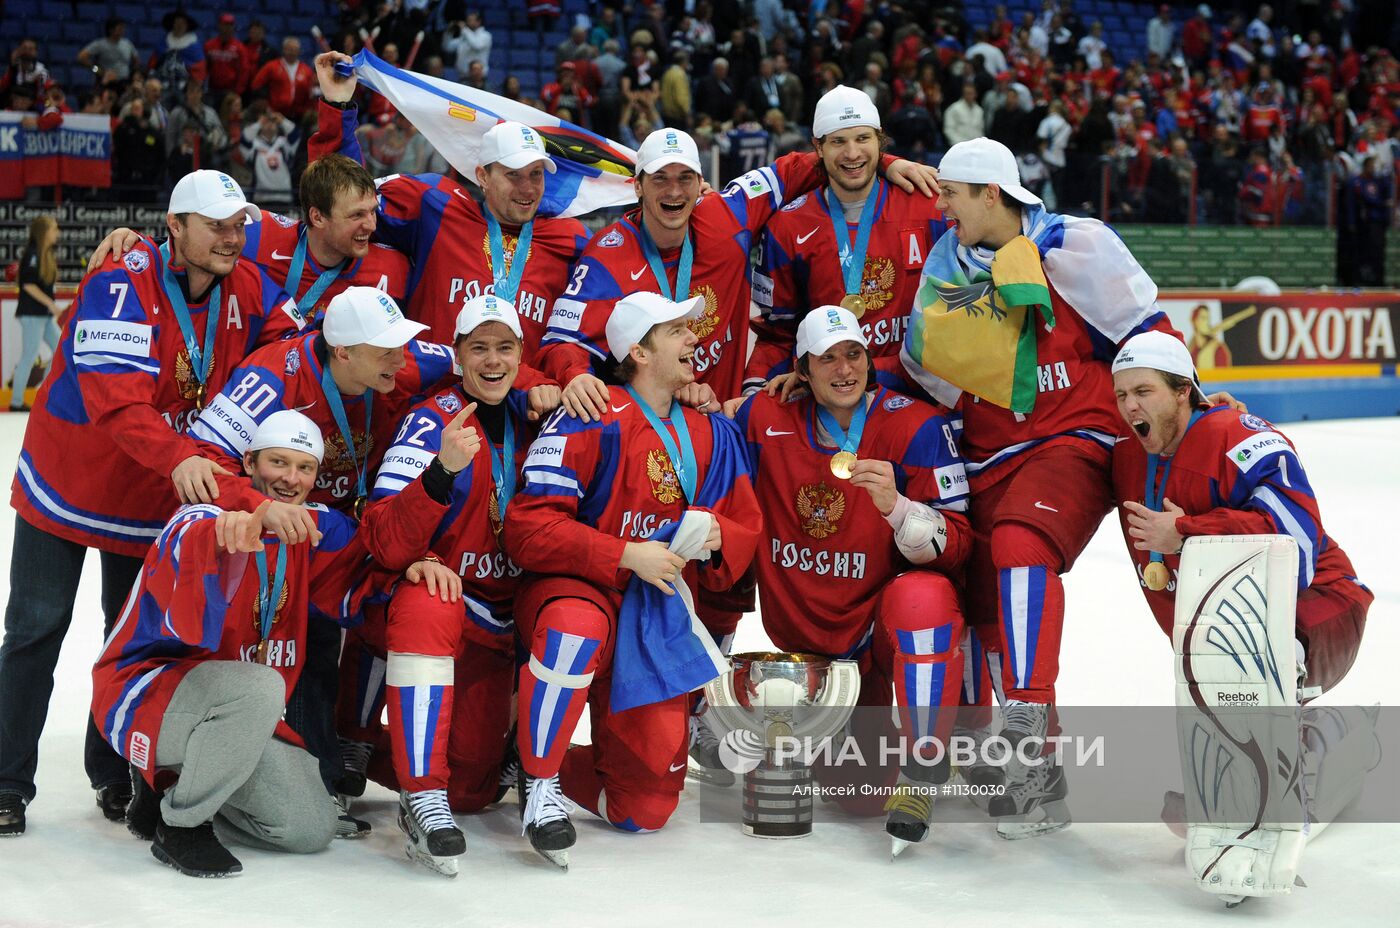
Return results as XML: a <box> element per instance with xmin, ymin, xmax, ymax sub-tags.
<box><xmin>823</xmin><ymin>182</ymin><xmax>880</xmax><ymax>298</ymax></box>
<box><xmin>637</xmin><ymin>219</ymin><xmax>693</xmax><ymax>302</ymax></box>
<box><xmin>485</xmin><ymin>212</ymin><xmax>534</xmax><ymax>304</ymax></box>
<box><xmin>625</xmin><ymin>385</ymin><xmax>697</xmax><ymax>503</ymax></box>
<box><xmin>319</xmin><ymin>360</ymin><xmax>373</xmax><ymax>511</ymax></box>
<box><xmin>159</xmin><ymin>241</ymin><xmax>221</xmax><ymax>395</ymax></box>
<box><xmin>814</xmin><ymin>393</ymin><xmax>871</xmax><ymax>457</ymax></box>
<box><xmin>254</xmin><ymin>542</ymin><xmax>289</xmax><ymax>643</ymax></box>
<box><xmin>1142</xmin><ymin>410</ymin><xmax>1205</xmax><ymax>566</ymax></box>
<box><xmin>488</xmin><ymin>405</ymin><xmax>517</xmax><ymax>523</ymax></box>
<box><xmin>285</xmin><ymin>229</ymin><xmax>349</xmax><ymax>319</ymax></box>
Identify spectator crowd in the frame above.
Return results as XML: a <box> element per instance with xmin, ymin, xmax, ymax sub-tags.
<box><xmin>1</xmin><ymin>1</ymin><xmax>1397</xmax><ymax>235</ymax></box>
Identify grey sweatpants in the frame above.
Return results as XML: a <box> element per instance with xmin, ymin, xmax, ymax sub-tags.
<box><xmin>156</xmin><ymin>661</ymin><xmax>336</xmax><ymax>854</ymax></box>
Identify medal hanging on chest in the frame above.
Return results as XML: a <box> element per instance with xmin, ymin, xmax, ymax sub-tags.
<box><xmin>160</xmin><ymin>242</ymin><xmax>221</xmax><ymax>412</ymax></box>
<box><xmin>487</xmin><ymin>408</ymin><xmax>517</xmax><ymax>550</ymax></box>
<box><xmin>816</xmin><ymin>395</ymin><xmax>870</xmax><ymax>480</ymax></box>
<box><xmin>253</xmin><ymin>542</ymin><xmax>289</xmax><ymax>665</ymax></box>
<box><xmin>1142</xmin><ymin>411</ymin><xmax>1204</xmax><ymax>591</ymax></box>
<box><xmin>321</xmin><ymin>362</ymin><xmax>373</xmax><ymax>519</ymax></box>
<box><xmin>824</xmin><ymin>183</ymin><xmax>879</xmax><ymax>320</ymax></box>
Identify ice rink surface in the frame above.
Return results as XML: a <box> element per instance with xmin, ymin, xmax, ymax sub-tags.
<box><xmin>2</xmin><ymin>412</ymin><xmax>1397</xmax><ymax>928</ymax></box>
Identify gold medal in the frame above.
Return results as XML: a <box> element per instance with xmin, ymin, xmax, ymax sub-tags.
<box><xmin>353</xmin><ymin>496</ymin><xmax>367</xmax><ymax>519</ymax></box>
<box><xmin>1144</xmin><ymin>561</ymin><xmax>1170</xmax><ymax>592</ymax></box>
<box><xmin>255</xmin><ymin>639</ymin><xmax>269</xmax><ymax>665</ymax></box>
<box><xmin>839</xmin><ymin>293</ymin><xmax>866</xmax><ymax>318</ymax></box>
<box><xmin>830</xmin><ymin>451</ymin><xmax>857</xmax><ymax>480</ymax></box>
<box><xmin>194</xmin><ymin>382</ymin><xmax>206</xmax><ymax>412</ymax></box>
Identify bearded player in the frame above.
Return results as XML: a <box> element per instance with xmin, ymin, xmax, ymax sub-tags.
<box><xmin>310</xmin><ymin>51</ymin><xmax>590</xmax><ymax>354</ymax></box>
<box><xmin>504</xmin><ymin>292</ymin><xmax>761</xmax><ymax>869</ymax></box>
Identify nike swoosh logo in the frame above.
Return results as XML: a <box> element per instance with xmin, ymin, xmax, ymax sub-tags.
<box><xmin>271</xmin><ymin>250</ymin><xmax>291</xmax><ymax>260</ymax></box>
<box><xmin>796</xmin><ymin>228</ymin><xmax>819</xmax><ymax>245</ymax></box>
<box><xmin>630</xmin><ymin>268</ymin><xmax>647</xmax><ymax>281</ymax></box>
<box><xmin>669</xmin><ymin>762</ymin><xmax>687</xmax><ymax>773</ymax></box>
<box><xmin>611</xmin><ymin>403</ymin><xmax>631</xmax><ymax>413</ymax></box>
<box><xmin>765</xmin><ymin>427</ymin><xmax>795</xmax><ymax>436</ymax></box>
<box><xmin>1114</xmin><ymin>436</ymin><xmax>1131</xmax><ymax>443</ymax></box>
<box><xmin>1033</xmin><ymin>501</ymin><xmax>1059</xmax><ymax>512</ymax></box>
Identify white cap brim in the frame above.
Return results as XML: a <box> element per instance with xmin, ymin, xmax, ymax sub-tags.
<box><xmin>363</xmin><ymin>318</ymin><xmax>429</xmax><ymax>348</ymax></box>
<box><xmin>607</xmin><ymin>295</ymin><xmax>705</xmax><ymax>360</ymax></box>
<box><xmin>639</xmin><ymin>154</ymin><xmax>703</xmax><ymax>176</ymax></box>
<box><xmin>194</xmin><ymin>199</ymin><xmax>262</xmax><ymax>222</ymax></box>
<box><xmin>937</xmin><ymin>170</ymin><xmax>1042</xmax><ymax>206</ymax></box>
<box><xmin>805</xmin><ymin>331</ymin><xmax>869</xmax><ymax>358</ymax></box>
<box><xmin>492</xmin><ymin>151</ymin><xmax>557</xmax><ymax>173</ymax></box>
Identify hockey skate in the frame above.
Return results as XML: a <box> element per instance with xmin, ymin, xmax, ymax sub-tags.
<box><xmin>686</xmin><ymin>712</ymin><xmax>735</xmax><ymax>787</ymax></box>
<box><xmin>397</xmin><ymin>789</ymin><xmax>466</xmax><ymax>878</ymax></box>
<box><xmin>495</xmin><ymin>732</ymin><xmax>520</xmax><ymax>804</ymax></box>
<box><xmin>985</xmin><ymin>702</ymin><xmax>1070</xmax><ymax>839</ymax></box>
<box><xmin>519</xmin><ymin>769</ymin><xmax>575</xmax><ymax>871</ymax></box>
<box><xmin>335</xmin><ymin>738</ymin><xmax>374</xmax><ymax>810</ymax></box>
<box><xmin>885</xmin><ymin>755</ymin><xmax>950</xmax><ymax>858</ymax></box>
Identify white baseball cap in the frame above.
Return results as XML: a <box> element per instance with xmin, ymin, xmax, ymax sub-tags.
<box><xmin>605</xmin><ymin>291</ymin><xmax>704</xmax><ymax>361</ymax></box>
<box><xmin>168</xmin><ymin>169</ymin><xmax>262</xmax><ymax>222</ymax></box>
<box><xmin>812</xmin><ymin>85</ymin><xmax>882</xmax><ymax>139</ymax></box>
<box><xmin>479</xmin><ymin>121</ymin><xmax>557</xmax><ymax>173</ymax></box>
<box><xmin>323</xmin><ymin>286</ymin><xmax>428</xmax><ymax>348</ymax></box>
<box><xmin>1112</xmin><ymin>331</ymin><xmax>1209</xmax><ymax>405</ymax></box>
<box><xmin>797</xmin><ymin>305</ymin><xmax>869</xmax><ymax>358</ymax></box>
<box><xmin>937</xmin><ymin>137</ymin><xmax>1043</xmax><ymax>206</ymax></box>
<box><xmin>454</xmin><ymin>293</ymin><xmax>523</xmax><ymax>340</ymax></box>
<box><xmin>249</xmin><ymin>409</ymin><xmax>325</xmax><ymax>463</ymax></box>
<box><xmin>635</xmin><ymin>128</ymin><xmax>702</xmax><ymax>175</ymax></box>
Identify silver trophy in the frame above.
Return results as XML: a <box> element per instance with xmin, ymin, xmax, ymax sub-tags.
<box><xmin>702</xmin><ymin>651</ymin><xmax>860</xmax><ymax>838</ymax></box>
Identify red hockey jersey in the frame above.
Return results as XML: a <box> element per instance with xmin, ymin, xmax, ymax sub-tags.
<box><xmin>538</xmin><ymin>151</ymin><xmax>831</xmax><ymax>401</ymax></box>
<box><xmin>12</xmin><ymin>239</ymin><xmax>304</xmax><ymax>557</ymax></box>
<box><xmin>734</xmin><ymin>388</ymin><xmax>972</xmax><ymax>656</ymax></box>
<box><xmin>309</xmin><ymin>101</ymin><xmax>590</xmax><ymax>355</ymax></box>
<box><xmin>188</xmin><ymin>330</ymin><xmax>456</xmax><ymax>513</ymax></box>
<box><xmin>1111</xmin><ymin>406</ymin><xmax>1370</xmax><ymax>636</ymax></box>
<box><xmin>505</xmin><ymin>388</ymin><xmax>761</xmax><ymax>600</ymax></box>
<box><xmin>748</xmin><ymin>180</ymin><xmax>950</xmax><ymax>390</ymax></box>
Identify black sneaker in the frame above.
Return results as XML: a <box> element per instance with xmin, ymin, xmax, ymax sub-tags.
<box><xmin>126</xmin><ymin>767</ymin><xmax>162</xmax><ymax>841</ymax></box>
<box><xmin>96</xmin><ymin>781</ymin><xmax>132</xmax><ymax>823</ymax></box>
<box><xmin>151</xmin><ymin>820</ymin><xmax>243</xmax><ymax>878</ymax></box>
<box><xmin>0</xmin><ymin>791</ymin><xmax>26</xmax><ymax>837</ymax></box>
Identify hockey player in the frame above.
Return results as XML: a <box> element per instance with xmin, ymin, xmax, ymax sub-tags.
<box><xmin>732</xmin><ymin>307</ymin><xmax>972</xmax><ymax>855</ymax></box>
<box><xmin>504</xmin><ymin>292</ymin><xmax>762</xmax><ymax>868</ymax></box>
<box><xmin>0</xmin><ymin>171</ymin><xmax>304</xmax><ymax>837</ymax></box>
<box><xmin>539</xmin><ymin>128</ymin><xmax>942</xmax><ymax>412</ymax></box>
<box><xmin>90</xmin><ymin>153</ymin><xmax>410</xmax><ymax>321</ymax></box>
<box><xmin>746</xmin><ymin>87</ymin><xmax>951</xmax><ymax>395</ymax></box>
<box><xmin>1110</xmin><ymin>331</ymin><xmax>1374</xmax><ymax>904</ymax></box>
<box><xmin>342</xmin><ymin>295</ymin><xmax>559</xmax><ymax>876</ymax></box>
<box><xmin>900</xmin><ymin>138</ymin><xmax>1190</xmax><ymax>837</ymax></box>
<box><xmin>309</xmin><ymin>51</ymin><xmax>590</xmax><ymax>354</ymax></box>
<box><xmin>90</xmin><ymin>411</ymin><xmax>437</xmax><ymax>877</ymax></box>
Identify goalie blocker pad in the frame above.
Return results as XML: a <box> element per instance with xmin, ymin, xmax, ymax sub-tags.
<box><xmin>1173</xmin><ymin>535</ymin><xmax>1306</xmax><ymax>901</ymax></box>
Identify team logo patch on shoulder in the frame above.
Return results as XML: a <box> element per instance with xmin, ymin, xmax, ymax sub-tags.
<box><xmin>1239</xmin><ymin>413</ymin><xmax>1272</xmax><ymax>432</ymax></box>
<box><xmin>883</xmin><ymin>394</ymin><xmax>913</xmax><ymax>411</ymax></box>
<box><xmin>122</xmin><ymin>250</ymin><xmax>150</xmax><ymax>273</ymax></box>
<box><xmin>271</xmin><ymin>212</ymin><xmax>297</xmax><ymax>228</ymax></box>
<box><xmin>435</xmin><ymin>392</ymin><xmax>463</xmax><ymax>415</ymax></box>
<box><xmin>598</xmin><ymin>228</ymin><xmax>625</xmax><ymax>248</ymax></box>
<box><xmin>284</xmin><ymin>347</ymin><xmax>301</xmax><ymax>375</ymax></box>
<box><xmin>796</xmin><ymin>483</ymin><xmax>846</xmax><ymax>539</ymax></box>
<box><xmin>781</xmin><ymin>193</ymin><xmax>809</xmax><ymax>212</ymax></box>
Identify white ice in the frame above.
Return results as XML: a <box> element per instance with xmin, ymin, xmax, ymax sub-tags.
<box><xmin>3</xmin><ymin>413</ymin><xmax>1397</xmax><ymax>927</ymax></box>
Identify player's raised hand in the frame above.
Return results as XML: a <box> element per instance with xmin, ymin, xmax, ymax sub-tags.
<box><xmin>620</xmin><ymin>540</ymin><xmax>687</xmax><ymax>596</ymax></box>
<box><xmin>315</xmin><ymin>51</ymin><xmax>357</xmax><ymax>102</ymax></box>
<box><xmin>561</xmin><ymin>372</ymin><xmax>610</xmax><ymax>422</ymax></box>
<box><xmin>674</xmin><ymin>381</ymin><xmax>718</xmax><ymax>413</ymax></box>
<box><xmin>437</xmin><ymin>403</ymin><xmax>480</xmax><ymax>473</ymax></box>
<box><xmin>763</xmin><ymin>371</ymin><xmax>809</xmax><ymax>403</ymax></box>
<box><xmin>721</xmin><ymin>396</ymin><xmax>746</xmax><ymax>417</ymax></box>
<box><xmin>527</xmin><ymin>383</ymin><xmax>562</xmax><ymax>421</ymax></box>
<box><xmin>1206</xmin><ymin>390</ymin><xmax>1248</xmax><ymax>413</ymax></box>
<box><xmin>884</xmin><ymin>159</ymin><xmax>940</xmax><ymax>198</ymax></box>
<box><xmin>262</xmin><ymin>500</ymin><xmax>323</xmax><ymax>547</ymax></box>
<box><xmin>88</xmin><ymin>227</ymin><xmax>142</xmax><ymax>267</ymax></box>
<box><xmin>849</xmin><ymin>459</ymin><xmax>898</xmax><ymax>515</ymax></box>
<box><xmin>215</xmin><ymin>500</ymin><xmax>272</xmax><ymax>554</ymax></box>
<box><xmin>1123</xmin><ymin>499</ymin><xmax>1185</xmax><ymax>554</ymax></box>
<box><xmin>405</xmin><ymin>558</ymin><xmax>462</xmax><ymax>603</ymax></box>
<box><xmin>172</xmin><ymin>455</ymin><xmax>232</xmax><ymax>505</ymax></box>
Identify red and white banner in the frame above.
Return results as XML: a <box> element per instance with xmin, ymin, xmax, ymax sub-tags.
<box><xmin>0</xmin><ymin>112</ymin><xmax>112</xmax><ymax>198</ymax></box>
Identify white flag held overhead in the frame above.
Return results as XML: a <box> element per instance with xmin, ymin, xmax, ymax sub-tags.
<box><xmin>340</xmin><ymin>50</ymin><xmax>638</xmax><ymax>218</ymax></box>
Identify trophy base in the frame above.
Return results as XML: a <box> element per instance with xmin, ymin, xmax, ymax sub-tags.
<box><xmin>741</xmin><ymin>759</ymin><xmax>815</xmax><ymax>839</ymax></box>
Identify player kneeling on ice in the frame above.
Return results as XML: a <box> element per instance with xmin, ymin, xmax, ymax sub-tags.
<box><xmin>1110</xmin><ymin>332</ymin><xmax>1375</xmax><ymax>907</ymax></box>
<box><xmin>90</xmin><ymin>412</ymin><xmax>436</xmax><ymax>878</ymax></box>
<box><xmin>502</xmin><ymin>292</ymin><xmax>762</xmax><ymax>869</ymax></box>
<box><xmin>340</xmin><ymin>295</ymin><xmax>562</xmax><ymax>877</ymax></box>
<box><xmin>729</xmin><ymin>307</ymin><xmax>972</xmax><ymax>858</ymax></box>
